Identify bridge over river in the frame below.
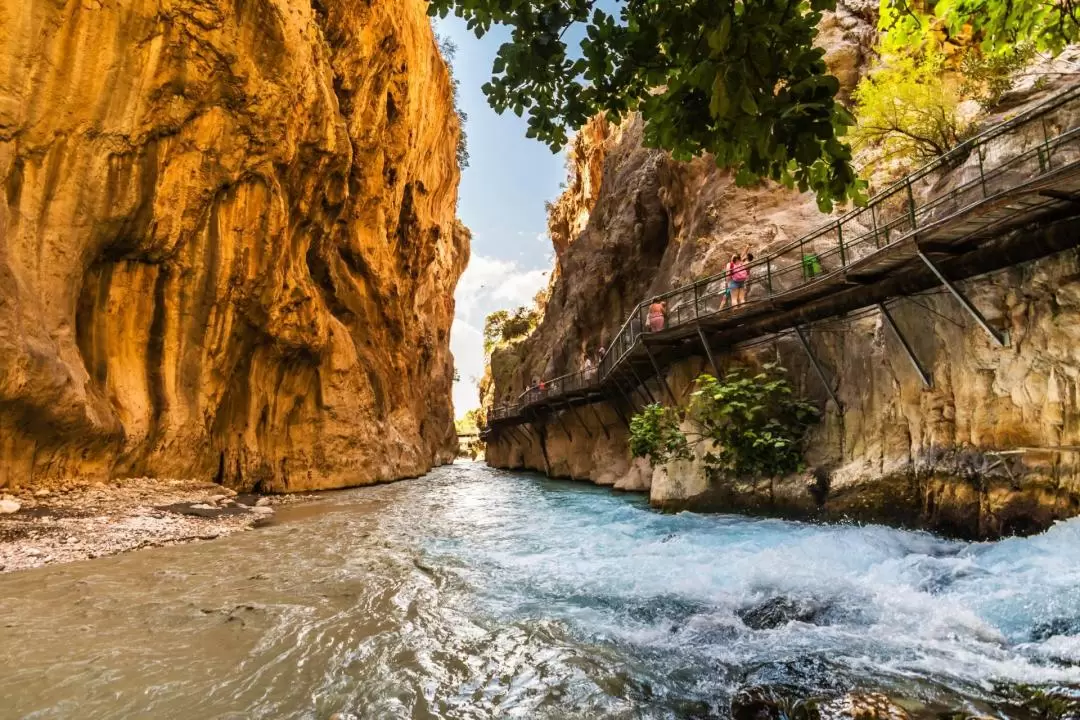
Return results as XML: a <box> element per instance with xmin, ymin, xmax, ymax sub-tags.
<box><xmin>485</xmin><ymin>84</ymin><xmax>1080</xmax><ymax>439</ymax></box>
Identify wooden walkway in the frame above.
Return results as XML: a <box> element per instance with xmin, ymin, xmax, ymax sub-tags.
<box><xmin>485</xmin><ymin>84</ymin><xmax>1080</xmax><ymax>435</ymax></box>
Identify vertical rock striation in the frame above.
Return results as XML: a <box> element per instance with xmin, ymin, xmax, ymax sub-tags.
<box><xmin>0</xmin><ymin>0</ymin><xmax>468</xmax><ymax>491</ymax></box>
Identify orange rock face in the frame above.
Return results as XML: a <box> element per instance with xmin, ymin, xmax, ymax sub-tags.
<box><xmin>0</xmin><ymin>0</ymin><xmax>468</xmax><ymax>491</ymax></box>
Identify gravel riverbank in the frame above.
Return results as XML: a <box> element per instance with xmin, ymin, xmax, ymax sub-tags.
<box><xmin>0</xmin><ymin>478</ymin><xmax>311</xmax><ymax>573</ymax></box>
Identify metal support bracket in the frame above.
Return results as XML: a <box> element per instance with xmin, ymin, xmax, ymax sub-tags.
<box><xmin>603</xmin><ymin>388</ymin><xmax>632</xmax><ymax>428</ymax></box>
<box><xmin>586</xmin><ymin>402</ymin><xmax>611</xmax><ymax>439</ymax></box>
<box><xmin>554</xmin><ymin>410</ymin><xmax>573</xmax><ymax>441</ymax></box>
<box><xmin>611</xmin><ymin>373</ymin><xmax>640</xmax><ymax>414</ymax></box>
<box><xmin>563</xmin><ymin>399</ymin><xmax>593</xmax><ymax>440</ymax></box>
<box><xmin>626</xmin><ymin>362</ymin><xmax>658</xmax><ymax>405</ymax></box>
<box><xmin>535</xmin><ymin>425</ymin><xmax>552</xmax><ymax>476</ymax></box>
<box><xmin>794</xmin><ymin>326</ymin><xmax>843</xmax><ymax>413</ymax></box>
<box><xmin>510</xmin><ymin>426</ymin><xmax>533</xmax><ymax>448</ymax></box>
<box><xmin>917</xmin><ymin>251</ymin><xmax>1008</xmax><ymax>347</ymax></box>
<box><xmin>696</xmin><ymin>324</ymin><xmax>720</xmax><ymax>376</ymax></box>
<box><xmin>642</xmin><ymin>340</ymin><xmax>678</xmax><ymax>406</ymax></box>
<box><xmin>878</xmin><ymin>303</ymin><xmax>932</xmax><ymax>389</ymax></box>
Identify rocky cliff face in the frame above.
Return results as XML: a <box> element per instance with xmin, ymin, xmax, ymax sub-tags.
<box><xmin>486</xmin><ymin>33</ymin><xmax>1080</xmax><ymax>538</ymax></box>
<box><xmin>0</xmin><ymin>0</ymin><xmax>467</xmax><ymax>491</ymax></box>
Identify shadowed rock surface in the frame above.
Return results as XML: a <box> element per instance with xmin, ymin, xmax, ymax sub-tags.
<box><xmin>0</xmin><ymin>0</ymin><xmax>468</xmax><ymax>491</ymax></box>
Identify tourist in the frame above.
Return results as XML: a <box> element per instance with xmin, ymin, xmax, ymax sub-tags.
<box><xmin>730</xmin><ymin>253</ymin><xmax>751</xmax><ymax>307</ymax></box>
<box><xmin>583</xmin><ymin>356</ymin><xmax>595</xmax><ymax>379</ymax></box>
<box><xmin>723</xmin><ymin>253</ymin><xmax>741</xmax><ymax>309</ymax></box>
<box><xmin>647</xmin><ymin>297</ymin><xmax>667</xmax><ymax>332</ymax></box>
<box><xmin>740</xmin><ymin>251</ymin><xmax>755</xmax><ymax>303</ymax></box>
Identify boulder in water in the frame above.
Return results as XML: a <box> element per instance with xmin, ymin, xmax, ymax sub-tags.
<box><xmin>818</xmin><ymin>693</ymin><xmax>910</xmax><ymax>720</ymax></box>
<box><xmin>730</xmin><ymin>685</ymin><xmax>819</xmax><ymax>720</ymax></box>
<box><xmin>738</xmin><ymin>597</ymin><xmax>821</xmax><ymax>630</ymax></box>
<box><xmin>1030</xmin><ymin>617</ymin><xmax>1080</xmax><ymax>641</ymax></box>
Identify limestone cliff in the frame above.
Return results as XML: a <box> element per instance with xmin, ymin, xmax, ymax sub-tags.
<box><xmin>486</xmin><ymin>40</ymin><xmax>1080</xmax><ymax>537</ymax></box>
<box><xmin>0</xmin><ymin>0</ymin><xmax>468</xmax><ymax>491</ymax></box>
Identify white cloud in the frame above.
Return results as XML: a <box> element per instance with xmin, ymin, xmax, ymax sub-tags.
<box><xmin>455</xmin><ymin>255</ymin><xmax>549</xmax><ymax>323</ymax></box>
<box><xmin>451</xmin><ymin>254</ymin><xmax>553</xmax><ymax>414</ymax></box>
<box><xmin>451</xmin><ymin>318</ymin><xmax>486</xmax><ymax>413</ymax></box>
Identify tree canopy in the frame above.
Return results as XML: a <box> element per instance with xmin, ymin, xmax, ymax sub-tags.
<box><xmin>429</xmin><ymin>0</ymin><xmax>861</xmax><ymax>210</ymax></box>
<box><xmin>429</xmin><ymin>0</ymin><xmax>1079</xmax><ymax>210</ymax></box>
<box><xmin>882</xmin><ymin>0</ymin><xmax>1078</xmax><ymax>58</ymax></box>
<box><xmin>483</xmin><ymin>305</ymin><xmax>540</xmax><ymax>354</ymax></box>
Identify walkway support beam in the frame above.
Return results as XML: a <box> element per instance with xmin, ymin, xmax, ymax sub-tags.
<box><xmin>587</xmin><ymin>402</ymin><xmax>611</xmax><ymax>438</ymax></box>
<box><xmin>611</xmin><ymin>373</ymin><xmax>640</xmax><ymax>414</ymax></box>
<box><xmin>602</xmin><ymin>387</ymin><xmax>632</xmax><ymax>429</ymax></box>
<box><xmin>642</xmin><ymin>341</ymin><xmax>679</xmax><ymax>406</ymax></box>
<box><xmin>563</xmin><ymin>399</ymin><xmax>594</xmax><ymax>440</ymax></box>
<box><xmin>878</xmin><ymin>303</ymin><xmax>933</xmax><ymax>388</ymax></box>
<box><xmin>696</xmin><ymin>325</ymin><xmax>720</xmax><ymax>376</ymax></box>
<box><xmin>554</xmin><ymin>411</ymin><xmax>573</xmax><ymax>441</ymax></box>
<box><xmin>917</xmin><ymin>250</ymin><xmax>1008</xmax><ymax>347</ymax></box>
<box><xmin>794</xmin><ymin>326</ymin><xmax>843</xmax><ymax>413</ymax></box>
<box><xmin>627</xmin><ymin>362</ymin><xmax>658</xmax><ymax>405</ymax></box>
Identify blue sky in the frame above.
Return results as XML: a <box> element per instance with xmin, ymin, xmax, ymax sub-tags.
<box><xmin>439</xmin><ymin>17</ymin><xmax>567</xmax><ymax>414</ymax></box>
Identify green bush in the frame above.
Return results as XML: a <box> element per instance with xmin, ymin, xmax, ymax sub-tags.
<box><xmin>690</xmin><ymin>365</ymin><xmax>820</xmax><ymax>477</ymax></box>
<box><xmin>628</xmin><ymin>404</ymin><xmax>690</xmax><ymax>465</ymax></box>
<box><xmin>628</xmin><ymin>365</ymin><xmax>820</xmax><ymax>479</ymax></box>
<box><xmin>851</xmin><ymin>49</ymin><xmax>973</xmax><ymax>164</ymax></box>
<box><xmin>482</xmin><ymin>306</ymin><xmax>539</xmax><ymax>355</ymax></box>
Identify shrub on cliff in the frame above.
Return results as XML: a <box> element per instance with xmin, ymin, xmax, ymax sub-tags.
<box><xmin>851</xmin><ymin>49</ymin><xmax>974</xmax><ymax>163</ymax></box>
<box><xmin>435</xmin><ymin>32</ymin><xmax>470</xmax><ymax>169</ymax></box>
<box><xmin>629</xmin><ymin>404</ymin><xmax>691</xmax><ymax>464</ymax></box>
<box><xmin>483</xmin><ymin>306</ymin><xmax>540</xmax><ymax>355</ymax></box>
<box><xmin>629</xmin><ymin>365</ymin><xmax>819</xmax><ymax>478</ymax></box>
<box><xmin>690</xmin><ymin>366</ymin><xmax>820</xmax><ymax>478</ymax></box>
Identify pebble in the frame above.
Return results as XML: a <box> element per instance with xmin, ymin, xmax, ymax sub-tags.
<box><xmin>255</xmin><ymin>497</ymin><xmax>271</xmax><ymax>507</ymax></box>
<box><xmin>250</xmin><ymin>506</ymin><xmax>274</xmax><ymax>516</ymax></box>
<box><xmin>0</xmin><ymin>499</ymin><xmax>20</xmax><ymax>515</ymax></box>
<box><xmin>34</xmin><ymin>488</ymin><xmax>51</xmax><ymax>498</ymax></box>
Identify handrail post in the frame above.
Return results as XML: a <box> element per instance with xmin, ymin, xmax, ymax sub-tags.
<box><xmin>906</xmin><ymin>180</ymin><xmax>917</xmax><ymax>233</ymax></box>
<box><xmin>870</xmin><ymin>202</ymin><xmax>881</xmax><ymax>249</ymax></box>
<box><xmin>693</xmin><ymin>280</ymin><xmax>700</xmax><ymax>318</ymax></box>
<box><xmin>1043</xmin><ymin>117</ymin><xmax>1053</xmax><ymax>169</ymax></box>
<box><xmin>977</xmin><ymin>146</ymin><xmax>987</xmax><ymax>198</ymax></box>
<box><xmin>837</xmin><ymin>220</ymin><xmax>846</xmax><ymax>267</ymax></box>
<box><xmin>766</xmin><ymin>258</ymin><xmax>773</xmax><ymax>295</ymax></box>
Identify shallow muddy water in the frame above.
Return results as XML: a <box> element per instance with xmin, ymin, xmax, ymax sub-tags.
<box><xmin>2</xmin><ymin>462</ymin><xmax>1080</xmax><ymax>719</ymax></box>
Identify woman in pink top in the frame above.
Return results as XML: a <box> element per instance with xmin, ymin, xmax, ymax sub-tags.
<box><xmin>647</xmin><ymin>297</ymin><xmax>667</xmax><ymax>332</ymax></box>
<box><xmin>730</xmin><ymin>255</ymin><xmax>751</xmax><ymax>306</ymax></box>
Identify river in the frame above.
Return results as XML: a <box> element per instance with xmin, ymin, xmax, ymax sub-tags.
<box><xmin>2</xmin><ymin>462</ymin><xmax>1079</xmax><ymax>719</ymax></box>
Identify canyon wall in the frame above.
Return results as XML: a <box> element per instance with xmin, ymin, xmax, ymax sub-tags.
<box><xmin>0</xmin><ymin>0</ymin><xmax>468</xmax><ymax>491</ymax></box>
<box><xmin>486</xmin><ymin>38</ymin><xmax>1080</xmax><ymax>537</ymax></box>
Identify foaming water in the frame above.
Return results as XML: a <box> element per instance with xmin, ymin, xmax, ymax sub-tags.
<box><xmin>2</xmin><ymin>463</ymin><xmax>1079</xmax><ymax>718</ymax></box>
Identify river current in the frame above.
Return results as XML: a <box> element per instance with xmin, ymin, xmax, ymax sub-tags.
<box><xmin>2</xmin><ymin>462</ymin><xmax>1080</xmax><ymax>719</ymax></box>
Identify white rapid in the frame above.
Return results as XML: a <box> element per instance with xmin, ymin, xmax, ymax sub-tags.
<box><xmin>2</xmin><ymin>462</ymin><xmax>1079</xmax><ymax>718</ymax></box>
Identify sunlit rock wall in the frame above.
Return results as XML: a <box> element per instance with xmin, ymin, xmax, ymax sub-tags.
<box><xmin>0</xmin><ymin>0</ymin><xmax>468</xmax><ymax>491</ymax></box>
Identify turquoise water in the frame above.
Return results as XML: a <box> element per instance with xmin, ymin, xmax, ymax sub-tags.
<box><xmin>1</xmin><ymin>462</ymin><xmax>1079</xmax><ymax>718</ymax></box>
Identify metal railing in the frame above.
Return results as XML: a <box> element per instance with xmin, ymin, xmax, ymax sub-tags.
<box><xmin>487</xmin><ymin>83</ymin><xmax>1080</xmax><ymax>428</ymax></box>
